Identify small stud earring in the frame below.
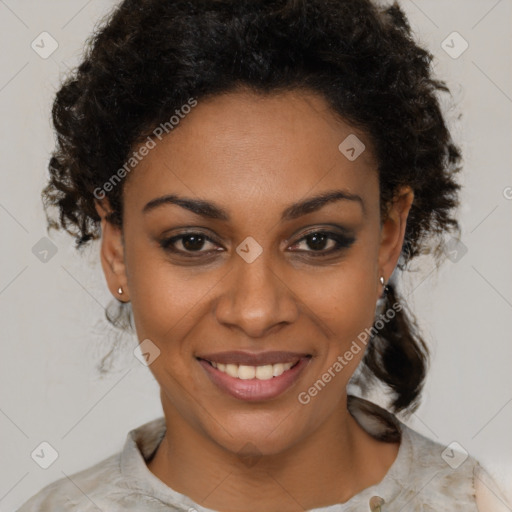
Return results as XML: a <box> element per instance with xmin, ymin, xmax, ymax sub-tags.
<box><xmin>379</xmin><ymin>276</ymin><xmax>389</xmax><ymax>297</ymax></box>
<box><xmin>118</xmin><ymin>287</ymin><xmax>123</xmax><ymax>295</ymax></box>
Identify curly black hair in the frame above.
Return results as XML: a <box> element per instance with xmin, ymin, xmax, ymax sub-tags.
<box><xmin>43</xmin><ymin>0</ymin><xmax>462</xmax><ymax>415</ymax></box>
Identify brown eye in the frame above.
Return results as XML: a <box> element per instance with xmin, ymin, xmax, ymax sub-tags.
<box><xmin>159</xmin><ymin>232</ymin><xmax>221</xmax><ymax>255</ymax></box>
<box><xmin>289</xmin><ymin>230</ymin><xmax>355</xmax><ymax>256</ymax></box>
<box><xmin>304</xmin><ymin>232</ymin><xmax>331</xmax><ymax>251</ymax></box>
<box><xmin>180</xmin><ymin>234</ymin><xmax>206</xmax><ymax>251</ymax></box>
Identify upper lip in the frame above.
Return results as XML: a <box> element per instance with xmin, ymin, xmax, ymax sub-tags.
<box><xmin>197</xmin><ymin>351</ymin><xmax>310</xmax><ymax>366</ymax></box>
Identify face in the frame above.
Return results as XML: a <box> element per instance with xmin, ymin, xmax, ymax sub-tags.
<box><xmin>96</xmin><ymin>89</ymin><xmax>413</xmax><ymax>457</ymax></box>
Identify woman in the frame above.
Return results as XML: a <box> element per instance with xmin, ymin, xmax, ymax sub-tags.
<box><xmin>18</xmin><ymin>0</ymin><xmax>510</xmax><ymax>510</ymax></box>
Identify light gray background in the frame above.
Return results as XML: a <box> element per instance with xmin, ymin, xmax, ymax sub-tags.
<box><xmin>1</xmin><ymin>0</ymin><xmax>511</xmax><ymax>510</ymax></box>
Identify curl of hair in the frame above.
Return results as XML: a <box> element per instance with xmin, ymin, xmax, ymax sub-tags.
<box><xmin>43</xmin><ymin>0</ymin><xmax>462</xmax><ymax>414</ymax></box>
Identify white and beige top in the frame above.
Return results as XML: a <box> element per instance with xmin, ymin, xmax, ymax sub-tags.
<box><xmin>17</xmin><ymin>395</ymin><xmax>510</xmax><ymax>511</ymax></box>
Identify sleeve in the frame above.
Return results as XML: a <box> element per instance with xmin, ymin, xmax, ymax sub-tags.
<box><xmin>474</xmin><ymin>462</ymin><xmax>512</xmax><ymax>512</ymax></box>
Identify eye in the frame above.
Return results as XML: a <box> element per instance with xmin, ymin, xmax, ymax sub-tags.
<box><xmin>159</xmin><ymin>232</ymin><xmax>222</xmax><ymax>256</ymax></box>
<box><xmin>288</xmin><ymin>230</ymin><xmax>355</xmax><ymax>256</ymax></box>
<box><xmin>159</xmin><ymin>228</ymin><xmax>355</xmax><ymax>259</ymax></box>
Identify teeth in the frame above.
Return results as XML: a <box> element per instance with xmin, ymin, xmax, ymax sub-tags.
<box><xmin>225</xmin><ymin>364</ymin><xmax>239</xmax><ymax>378</ymax></box>
<box><xmin>255</xmin><ymin>365</ymin><xmax>274</xmax><ymax>380</ymax></box>
<box><xmin>272</xmin><ymin>363</ymin><xmax>284</xmax><ymax>377</ymax></box>
<box><xmin>208</xmin><ymin>361</ymin><xmax>296</xmax><ymax>379</ymax></box>
<box><xmin>238</xmin><ymin>365</ymin><xmax>256</xmax><ymax>380</ymax></box>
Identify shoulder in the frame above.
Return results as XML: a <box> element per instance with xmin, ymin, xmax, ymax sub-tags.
<box><xmin>395</xmin><ymin>424</ymin><xmax>512</xmax><ymax>511</ymax></box>
<box><xmin>16</xmin><ymin>416</ymin><xmax>169</xmax><ymax>512</ymax></box>
<box><xmin>383</xmin><ymin>422</ymin><xmax>480</xmax><ymax>510</ymax></box>
<box><xmin>474</xmin><ymin>461</ymin><xmax>512</xmax><ymax>512</ymax></box>
<box><xmin>347</xmin><ymin>395</ymin><xmax>509</xmax><ymax>511</ymax></box>
<box><xmin>16</xmin><ymin>453</ymin><xmax>124</xmax><ymax>511</ymax></box>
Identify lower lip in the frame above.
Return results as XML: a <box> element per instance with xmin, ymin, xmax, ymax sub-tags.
<box><xmin>198</xmin><ymin>357</ymin><xmax>311</xmax><ymax>402</ymax></box>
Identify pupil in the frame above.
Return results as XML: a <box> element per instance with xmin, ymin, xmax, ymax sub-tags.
<box><xmin>183</xmin><ymin>234</ymin><xmax>204</xmax><ymax>251</ymax></box>
<box><xmin>308</xmin><ymin>233</ymin><xmax>327</xmax><ymax>251</ymax></box>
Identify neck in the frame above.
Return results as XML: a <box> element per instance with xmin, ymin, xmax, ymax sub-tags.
<box><xmin>147</xmin><ymin>394</ymin><xmax>399</xmax><ymax>512</ymax></box>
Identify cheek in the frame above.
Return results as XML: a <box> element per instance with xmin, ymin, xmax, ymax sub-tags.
<box><xmin>125</xmin><ymin>247</ymin><xmax>215</xmax><ymax>343</ymax></box>
<box><xmin>301</xmin><ymin>269</ymin><xmax>377</xmax><ymax>345</ymax></box>
<box><xmin>297</xmin><ymin>247</ymin><xmax>379</xmax><ymax>338</ymax></box>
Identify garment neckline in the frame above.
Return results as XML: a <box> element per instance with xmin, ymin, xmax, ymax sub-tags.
<box><xmin>120</xmin><ymin>395</ymin><xmax>411</xmax><ymax>511</ymax></box>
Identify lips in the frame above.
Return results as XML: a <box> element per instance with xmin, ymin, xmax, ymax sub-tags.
<box><xmin>196</xmin><ymin>351</ymin><xmax>312</xmax><ymax>401</ymax></box>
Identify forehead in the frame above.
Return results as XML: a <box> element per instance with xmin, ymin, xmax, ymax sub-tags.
<box><xmin>123</xmin><ymin>89</ymin><xmax>379</xmax><ymax>217</ymax></box>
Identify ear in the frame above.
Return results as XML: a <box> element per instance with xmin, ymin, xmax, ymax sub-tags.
<box><xmin>94</xmin><ymin>199</ymin><xmax>129</xmax><ymax>301</ymax></box>
<box><xmin>377</xmin><ymin>186</ymin><xmax>414</xmax><ymax>290</ymax></box>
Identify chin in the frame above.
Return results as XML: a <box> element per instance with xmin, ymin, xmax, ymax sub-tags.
<box><xmin>203</xmin><ymin>408</ymin><xmax>307</xmax><ymax>459</ymax></box>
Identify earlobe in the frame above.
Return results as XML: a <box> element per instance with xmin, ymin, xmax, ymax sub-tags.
<box><xmin>378</xmin><ymin>186</ymin><xmax>414</xmax><ymax>283</ymax></box>
<box><xmin>94</xmin><ymin>199</ymin><xmax>129</xmax><ymax>301</ymax></box>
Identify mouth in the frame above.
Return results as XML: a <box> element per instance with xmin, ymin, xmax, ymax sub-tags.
<box><xmin>196</xmin><ymin>351</ymin><xmax>312</xmax><ymax>401</ymax></box>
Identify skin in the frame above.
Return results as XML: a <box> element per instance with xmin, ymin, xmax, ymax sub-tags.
<box><xmin>95</xmin><ymin>88</ymin><xmax>414</xmax><ymax>512</ymax></box>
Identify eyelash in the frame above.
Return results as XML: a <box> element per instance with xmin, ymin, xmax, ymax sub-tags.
<box><xmin>158</xmin><ymin>229</ymin><xmax>355</xmax><ymax>259</ymax></box>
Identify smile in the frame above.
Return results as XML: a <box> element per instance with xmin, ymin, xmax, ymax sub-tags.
<box><xmin>196</xmin><ymin>352</ymin><xmax>312</xmax><ymax>401</ymax></box>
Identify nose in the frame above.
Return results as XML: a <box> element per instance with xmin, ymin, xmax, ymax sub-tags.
<box><xmin>213</xmin><ymin>251</ymin><xmax>299</xmax><ymax>338</ymax></box>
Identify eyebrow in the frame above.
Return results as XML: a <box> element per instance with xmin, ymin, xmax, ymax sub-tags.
<box><xmin>142</xmin><ymin>189</ymin><xmax>365</xmax><ymax>221</ymax></box>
